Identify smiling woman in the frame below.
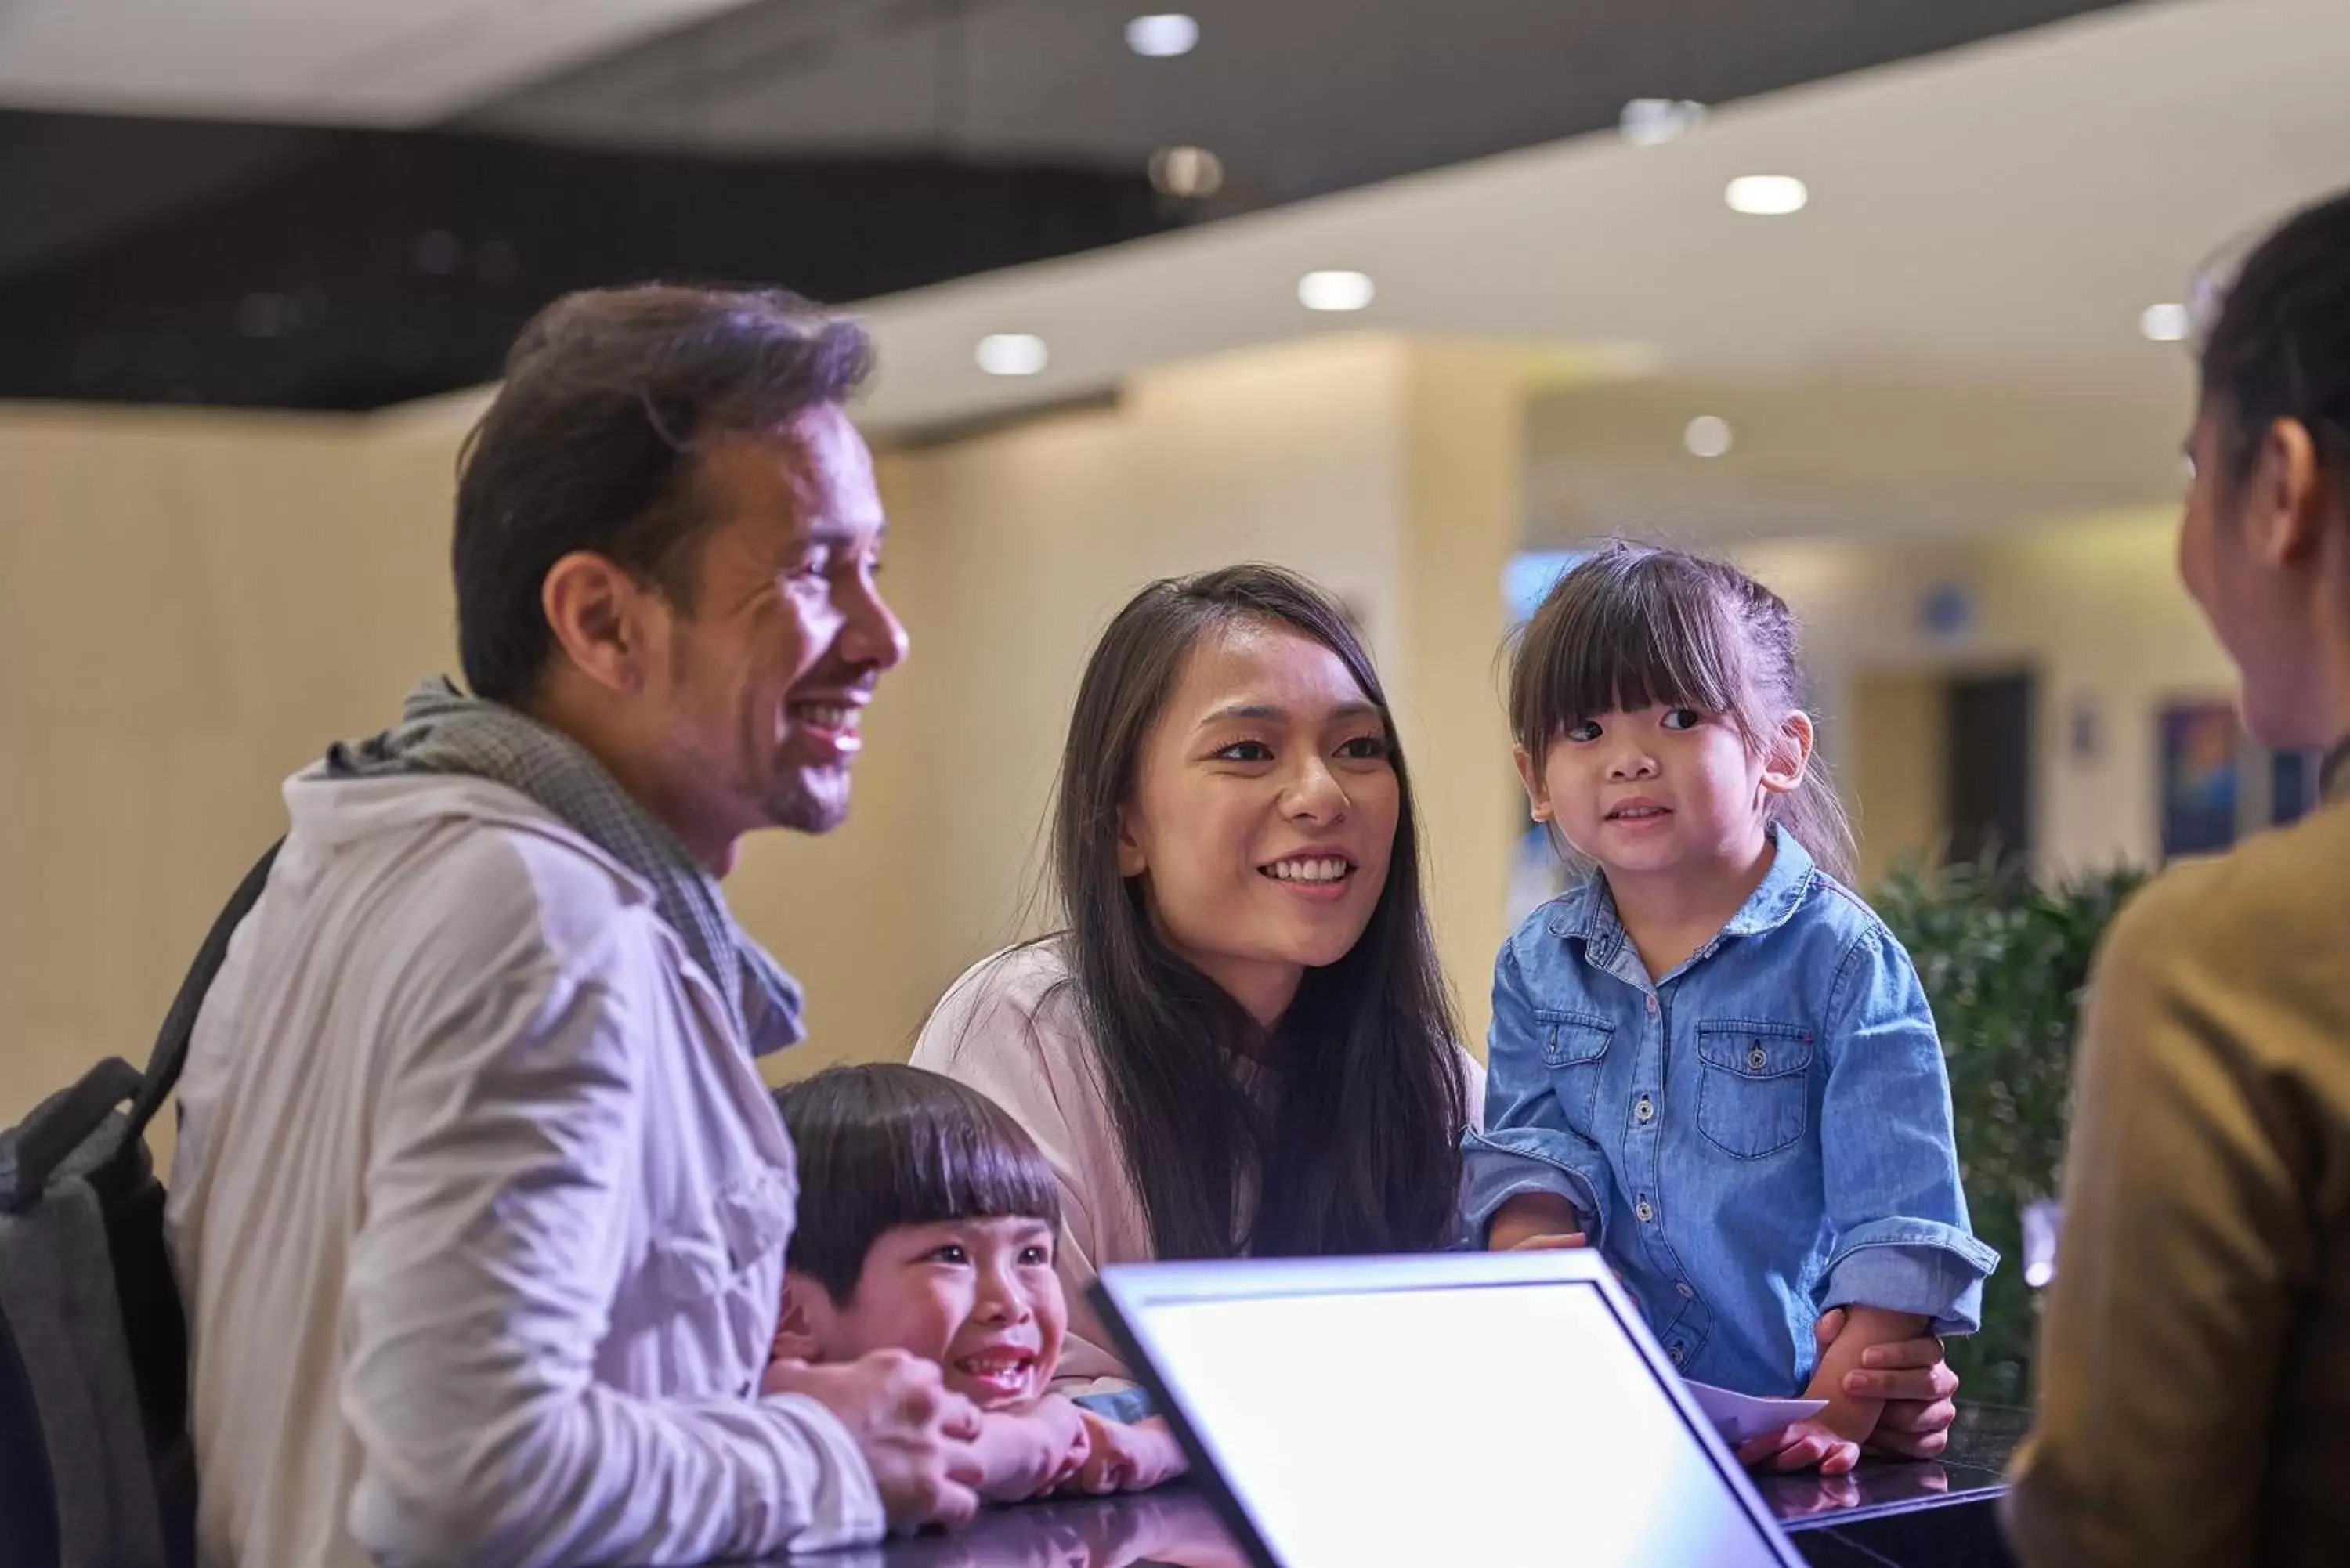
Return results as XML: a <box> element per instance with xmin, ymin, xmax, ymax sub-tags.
<box><xmin>909</xmin><ymin>564</ymin><xmax>1480</xmax><ymax>1396</ymax></box>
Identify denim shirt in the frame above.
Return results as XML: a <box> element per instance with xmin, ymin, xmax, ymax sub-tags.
<box><xmin>1461</xmin><ymin>829</ymin><xmax>1998</xmax><ymax>1397</ymax></box>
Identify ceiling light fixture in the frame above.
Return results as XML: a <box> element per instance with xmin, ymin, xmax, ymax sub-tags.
<box><xmin>1298</xmin><ymin>270</ymin><xmax>1376</xmax><ymax>313</ymax></box>
<box><xmin>1725</xmin><ymin>175</ymin><xmax>1808</xmax><ymax>216</ymax></box>
<box><xmin>1620</xmin><ymin>99</ymin><xmax>1706</xmax><ymax>147</ymax></box>
<box><xmin>1683</xmin><ymin>415</ymin><xmax>1734</xmax><ymax>458</ymax></box>
<box><xmin>975</xmin><ymin>334</ymin><xmax>1048</xmax><ymax>376</ymax></box>
<box><xmin>2138</xmin><ymin>302</ymin><xmax>2192</xmax><ymax>343</ymax></box>
<box><xmin>1126</xmin><ymin>14</ymin><xmax>1198</xmax><ymax>58</ymax></box>
<box><xmin>1149</xmin><ymin>145</ymin><xmax>1224</xmax><ymax>198</ymax></box>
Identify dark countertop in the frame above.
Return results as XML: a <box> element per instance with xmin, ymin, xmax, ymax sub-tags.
<box><xmin>815</xmin><ymin>1490</ymin><xmax>1249</xmax><ymax>1568</ymax></box>
<box><xmin>804</xmin><ymin>1405</ymin><xmax>2026</xmax><ymax>1567</ymax></box>
<box><xmin>1763</xmin><ymin>1404</ymin><xmax>2025</xmax><ymax>1530</ymax></box>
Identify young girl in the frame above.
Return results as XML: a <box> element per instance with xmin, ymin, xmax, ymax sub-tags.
<box><xmin>1466</xmin><ymin>542</ymin><xmax>1997</xmax><ymax>1475</ymax></box>
<box><xmin>764</xmin><ymin>1064</ymin><xmax>1187</xmax><ymax>1503</ymax></box>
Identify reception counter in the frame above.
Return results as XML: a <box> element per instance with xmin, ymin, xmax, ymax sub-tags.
<box><xmin>808</xmin><ymin>1404</ymin><xmax>2025</xmax><ymax>1568</ymax></box>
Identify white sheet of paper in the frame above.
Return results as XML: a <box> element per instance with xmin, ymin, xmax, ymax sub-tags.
<box><xmin>1686</xmin><ymin>1381</ymin><xmax>1829</xmax><ymax>1446</ymax></box>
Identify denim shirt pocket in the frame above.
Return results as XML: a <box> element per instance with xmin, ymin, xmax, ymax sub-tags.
<box><xmin>1538</xmin><ymin>1010</ymin><xmax>1615</xmax><ymax>1129</ymax></box>
<box><xmin>1694</xmin><ymin>1021</ymin><xmax>1815</xmax><ymax>1159</ymax></box>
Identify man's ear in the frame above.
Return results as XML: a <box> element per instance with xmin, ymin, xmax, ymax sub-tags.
<box><xmin>771</xmin><ymin>1271</ymin><xmax>830</xmax><ymax>1365</ymax></box>
<box><xmin>540</xmin><ymin>550</ymin><xmax>668</xmax><ymax>696</ymax></box>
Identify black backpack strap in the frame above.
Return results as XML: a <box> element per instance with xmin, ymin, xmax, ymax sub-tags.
<box><xmin>0</xmin><ymin>1060</ymin><xmax>143</xmax><ymax>1212</ymax></box>
<box><xmin>3</xmin><ymin>844</ymin><xmax>283</xmax><ymax>1205</ymax></box>
<box><xmin>123</xmin><ymin>840</ymin><xmax>284</xmax><ymax>1148</ymax></box>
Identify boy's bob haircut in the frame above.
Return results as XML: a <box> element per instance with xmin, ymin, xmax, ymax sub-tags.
<box><xmin>775</xmin><ymin>1063</ymin><xmax>1062</xmax><ymax>1302</ymax></box>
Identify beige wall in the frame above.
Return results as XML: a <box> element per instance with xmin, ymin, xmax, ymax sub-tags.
<box><xmin>1848</xmin><ymin>672</ymin><xmax>1947</xmax><ymax>887</ymax></box>
<box><xmin>1734</xmin><ymin>510</ymin><xmax>2231</xmax><ymax>877</ymax></box>
<box><xmin>0</xmin><ymin>333</ymin><xmax>1525</xmax><ymax>1133</ymax></box>
<box><xmin>760</xmin><ymin>334</ymin><xmax>1524</xmax><ymax>1074</ymax></box>
<box><xmin>0</xmin><ymin>364</ymin><xmax>2225</xmax><ymax>1144</ymax></box>
<box><xmin>1</xmin><ymin>405</ymin><xmax>461</xmax><ymax>1145</ymax></box>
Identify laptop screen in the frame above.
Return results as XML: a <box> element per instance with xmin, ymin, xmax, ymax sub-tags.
<box><xmin>1101</xmin><ymin>1257</ymin><xmax>1795</xmax><ymax>1567</ymax></box>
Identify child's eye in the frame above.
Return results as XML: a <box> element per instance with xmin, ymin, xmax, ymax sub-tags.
<box><xmin>1661</xmin><ymin>708</ymin><xmax>1703</xmax><ymax>732</ymax></box>
<box><xmin>1019</xmin><ymin>1245</ymin><xmax>1053</xmax><ymax>1267</ymax></box>
<box><xmin>1566</xmin><ymin>720</ymin><xmax>1603</xmax><ymax>743</ymax></box>
<box><xmin>1215</xmin><ymin>739</ymin><xmax>1274</xmax><ymax>763</ymax></box>
<box><xmin>924</xmin><ymin>1244</ymin><xmax>971</xmax><ymax>1266</ymax></box>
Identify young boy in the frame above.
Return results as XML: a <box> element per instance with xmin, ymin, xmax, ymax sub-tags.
<box><xmin>763</xmin><ymin>1064</ymin><xmax>1187</xmax><ymax>1502</ymax></box>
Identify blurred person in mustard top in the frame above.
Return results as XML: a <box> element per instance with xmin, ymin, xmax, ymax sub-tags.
<box><xmin>2007</xmin><ymin>186</ymin><xmax>2350</xmax><ymax>1567</ymax></box>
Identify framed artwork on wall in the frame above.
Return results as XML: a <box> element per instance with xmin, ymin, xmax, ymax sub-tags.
<box><xmin>2157</xmin><ymin>700</ymin><xmax>2240</xmax><ymax>858</ymax></box>
<box><xmin>2157</xmin><ymin>697</ymin><xmax>2329</xmax><ymax>858</ymax></box>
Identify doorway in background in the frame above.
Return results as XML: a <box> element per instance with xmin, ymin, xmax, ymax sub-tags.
<box><xmin>1849</xmin><ymin>668</ymin><xmax>2037</xmax><ymax>888</ymax></box>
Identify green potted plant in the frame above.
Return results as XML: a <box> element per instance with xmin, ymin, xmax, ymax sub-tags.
<box><xmin>1872</xmin><ymin>856</ymin><xmax>2148</xmax><ymax>1407</ymax></box>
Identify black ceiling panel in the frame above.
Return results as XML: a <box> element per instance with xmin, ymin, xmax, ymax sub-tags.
<box><xmin>0</xmin><ymin>121</ymin><xmax>1176</xmax><ymax>410</ymax></box>
<box><xmin>0</xmin><ymin>0</ymin><xmax>2134</xmax><ymax>411</ymax></box>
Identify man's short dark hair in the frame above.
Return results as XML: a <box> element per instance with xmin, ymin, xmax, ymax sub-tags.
<box><xmin>2198</xmin><ymin>187</ymin><xmax>2350</xmax><ymax>494</ymax></box>
<box><xmin>452</xmin><ymin>284</ymin><xmax>874</xmax><ymax>704</ymax></box>
<box><xmin>774</xmin><ymin>1064</ymin><xmax>1061</xmax><ymax>1304</ymax></box>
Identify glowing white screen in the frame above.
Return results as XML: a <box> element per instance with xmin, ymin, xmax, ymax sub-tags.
<box><xmin>1135</xmin><ymin>1281</ymin><xmax>1785</xmax><ymax>1566</ymax></box>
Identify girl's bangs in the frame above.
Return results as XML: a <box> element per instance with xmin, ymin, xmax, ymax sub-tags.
<box><xmin>1521</xmin><ymin>564</ymin><xmax>1745</xmax><ymax>739</ymax></box>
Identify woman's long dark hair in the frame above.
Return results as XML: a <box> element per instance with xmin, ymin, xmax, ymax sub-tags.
<box><xmin>1047</xmin><ymin>564</ymin><xmax>1466</xmax><ymax>1262</ymax></box>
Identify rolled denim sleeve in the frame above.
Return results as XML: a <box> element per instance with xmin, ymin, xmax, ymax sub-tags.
<box><xmin>1459</xmin><ymin>941</ymin><xmax>1611</xmax><ymax>1245</ymax></box>
<box><xmin>1813</xmin><ymin>924</ymin><xmax>1999</xmax><ymax>1333</ymax></box>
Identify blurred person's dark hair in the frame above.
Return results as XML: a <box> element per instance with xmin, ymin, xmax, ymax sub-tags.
<box><xmin>2195</xmin><ymin>188</ymin><xmax>2350</xmax><ymax>497</ymax></box>
<box><xmin>774</xmin><ymin>1064</ymin><xmax>1061</xmax><ymax>1303</ymax></box>
<box><xmin>453</xmin><ymin>285</ymin><xmax>874</xmax><ymax>705</ymax></box>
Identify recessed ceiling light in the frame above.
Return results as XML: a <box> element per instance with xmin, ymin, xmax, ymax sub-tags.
<box><xmin>1298</xmin><ymin>270</ymin><xmax>1376</xmax><ymax>313</ymax></box>
<box><xmin>1620</xmin><ymin>99</ymin><xmax>1706</xmax><ymax>147</ymax></box>
<box><xmin>2139</xmin><ymin>302</ymin><xmax>2192</xmax><ymax>343</ymax></box>
<box><xmin>1126</xmin><ymin>13</ymin><xmax>1198</xmax><ymax>57</ymax></box>
<box><xmin>1725</xmin><ymin>175</ymin><xmax>1808</xmax><ymax>216</ymax></box>
<box><xmin>1684</xmin><ymin>415</ymin><xmax>1734</xmax><ymax>458</ymax></box>
<box><xmin>975</xmin><ymin>334</ymin><xmax>1048</xmax><ymax>376</ymax></box>
<box><xmin>1149</xmin><ymin>145</ymin><xmax>1224</xmax><ymax>198</ymax></box>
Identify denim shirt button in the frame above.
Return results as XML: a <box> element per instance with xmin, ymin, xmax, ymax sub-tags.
<box><xmin>1636</xmin><ymin>1095</ymin><xmax>1655</xmax><ymax>1123</ymax></box>
<box><xmin>1676</xmin><ymin>1281</ymin><xmax>1695</xmax><ymax>1299</ymax></box>
<box><xmin>1646</xmin><ymin>994</ymin><xmax>1658</xmax><ymax>1015</ymax></box>
<box><xmin>1668</xmin><ymin>1342</ymin><xmax>1687</xmax><ymax>1365</ymax></box>
<box><xmin>1747</xmin><ymin>1045</ymin><xmax>1770</xmax><ymax>1071</ymax></box>
<box><xmin>1636</xmin><ymin>1199</ymin><xmax>1655</xmax><ymax>1223</ymax></box>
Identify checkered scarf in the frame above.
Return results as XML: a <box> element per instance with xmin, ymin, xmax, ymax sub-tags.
<box><xmin>325</xmin><ymin>676</ymin><xmax>804</xmax><ymax>1056</ymax></box>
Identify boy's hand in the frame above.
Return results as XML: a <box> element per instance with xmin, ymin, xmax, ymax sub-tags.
<box><xmin>1068</xmin><ymin>1412</ymin><xmax>1189</xmax><ymax>1494</ymax></box>
<box><xmin>1033</xmin><ymin>1396</ymin><xmax>1094</xmax><ymax>1492</ymax></box>
<box><xmin>970</xmin><ymin>1396</ymin><xmax>1094</xmax><ymax>1502</ymax></box>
